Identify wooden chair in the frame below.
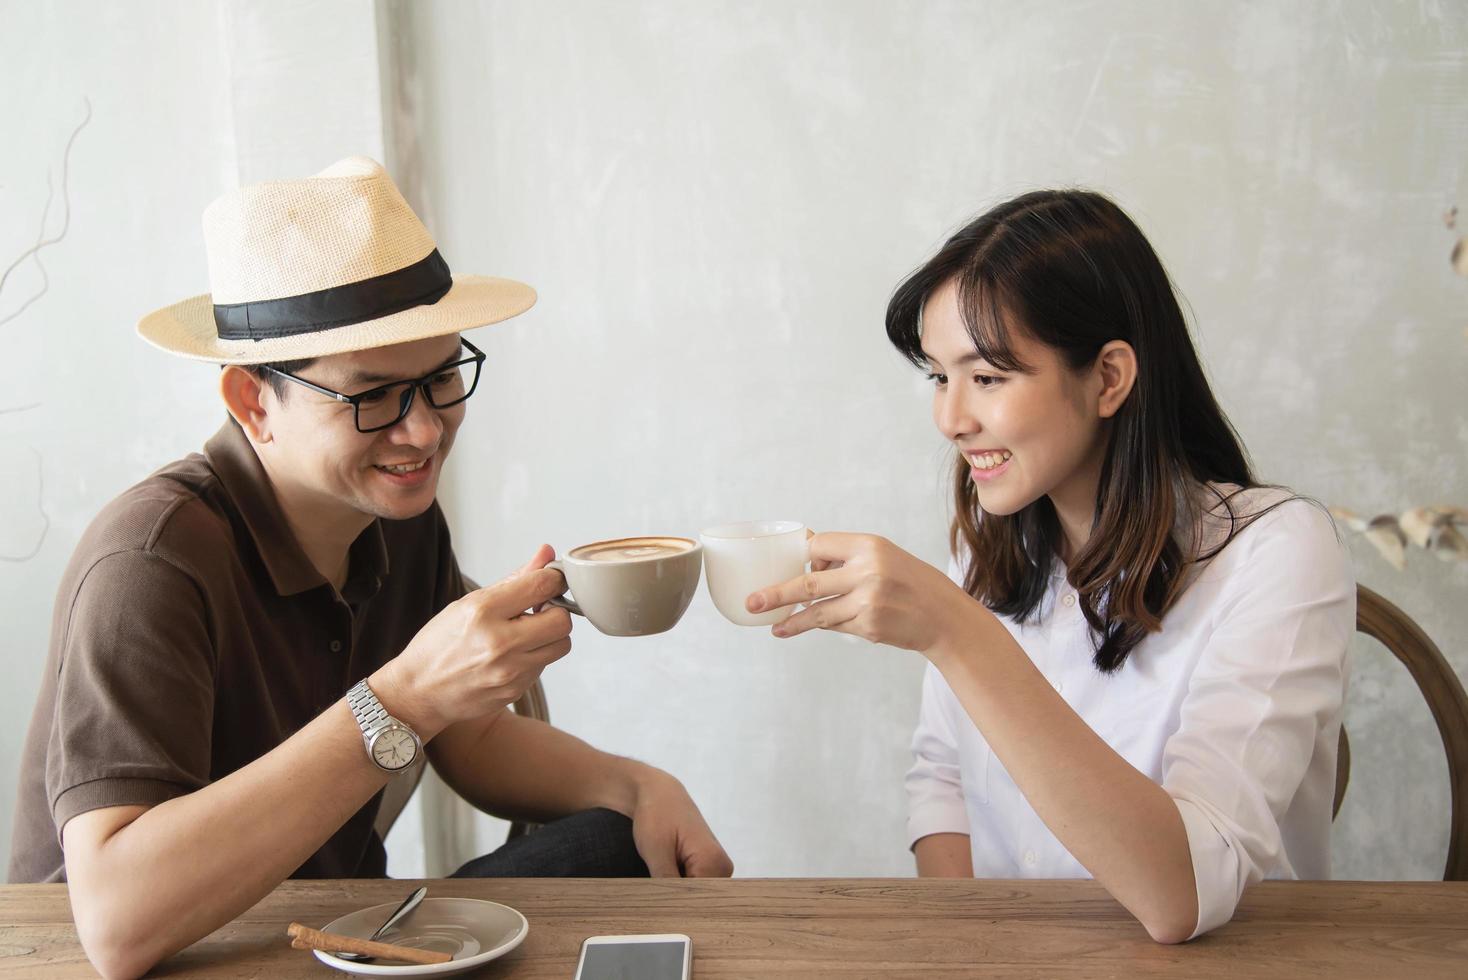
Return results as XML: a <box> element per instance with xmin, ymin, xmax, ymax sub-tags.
<box><xmin>1333</xmin><ymin>584</ymin><xmax>1468</xmax><ymax>880</ymax></box>
<box><xmin>373</xmin><ymin>680</ymin><xmax>550</xmax><ymax>843</ymax></box>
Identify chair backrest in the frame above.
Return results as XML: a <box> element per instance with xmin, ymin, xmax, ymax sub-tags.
<box><xmin>373</xmin><ymin>679</ymin><xmax>551</xmax><ymax>842</ymax></box>
<box><xmin>1333</xmin><ymin>584</ymin><xmax>1468</xmax><ymax>880</ymax></box>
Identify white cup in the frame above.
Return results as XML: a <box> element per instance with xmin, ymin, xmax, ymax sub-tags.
<box><xmin>700</xmin><ymin>520</ymin><xmax>809</xmax><ymax>626</ymax></box>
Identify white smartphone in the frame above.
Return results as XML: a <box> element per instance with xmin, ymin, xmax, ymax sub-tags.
<box><xmin>573</xmin><ymin>933</ymin><xmax>692</xmax><ymax>980</ymax></box>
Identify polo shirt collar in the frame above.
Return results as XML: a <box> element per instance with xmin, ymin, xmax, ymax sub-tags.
<box><xmin>204</xmin><ymin>419</ymin><xmax>389</xmax><ymax>598</ymax></box>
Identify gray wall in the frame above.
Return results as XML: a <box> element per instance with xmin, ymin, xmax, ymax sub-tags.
<box><xmin>3</xmin><ymin>0</ymin><xmax>1465</xmax><ymax>882</ymax></box>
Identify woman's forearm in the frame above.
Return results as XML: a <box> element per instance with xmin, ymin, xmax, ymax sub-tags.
<box><xmin>913</xmin><ymin>832</ymin><xmax>974</xmax><ymax>877</ymax></box>
<box><xmin>927</xmin><ymin>605</ymin><xmax>1198</xmax><ymax>943</ymax></box>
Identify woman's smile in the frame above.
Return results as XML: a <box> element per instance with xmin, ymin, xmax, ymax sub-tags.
<box><xmin>965</xmin><ymin>448</ymin><xmax>1014</xmax><ymax>482</ymax></box>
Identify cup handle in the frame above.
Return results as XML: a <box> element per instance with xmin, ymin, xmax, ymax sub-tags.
<box><xmin>544</xmin><ymin>560</ymin><xmax>584</xmax><ymax>617</ymax></box>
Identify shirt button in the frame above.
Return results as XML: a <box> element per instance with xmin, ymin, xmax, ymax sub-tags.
<box><xmin>1052</xmin><ymin>678</ymin><xmax>1064</xmax><ymax>694</ymax></box>
<box><xmin>1062</xmin><ymin>593</ymin><xmax>1076</xmax><ymax>607</ymax></box>
<box><xmin>329</xmin><ymin>640</ymin><xmax>343</xmax><ymax>653</ymax></box>
<box><xmin>1023</xmin><ymin>849</ymin><xmax>1038</xmax><ymax>867</ymax></box>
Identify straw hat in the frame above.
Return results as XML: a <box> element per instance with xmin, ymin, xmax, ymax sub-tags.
<box><xmin>137</xmin><ymin>156</ymin><xmax>536</xmax><ymax>364</ymax></box>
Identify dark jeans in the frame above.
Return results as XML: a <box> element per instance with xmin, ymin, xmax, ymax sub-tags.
<box><xmin>450</xmin><ymin>807</ymin><xmax>650</xmax><ymax>878</ymax></box>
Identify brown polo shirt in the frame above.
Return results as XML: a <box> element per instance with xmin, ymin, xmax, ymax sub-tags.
<box><xmin>8</xmin><ymin>419</ymin><xmax>467</xmax><ymax>883</ymax></box>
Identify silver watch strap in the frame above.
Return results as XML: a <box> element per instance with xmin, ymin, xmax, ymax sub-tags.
<box><xmin>347</xmin><ymin>678</ymin><xmax>390</xmax><ymax>737</ymax></box>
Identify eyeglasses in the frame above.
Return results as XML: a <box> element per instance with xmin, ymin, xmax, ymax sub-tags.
<box><xmin>260</xmin><ymin>338</ymin><xmax>486</xmax><ymax>433</ymax></box>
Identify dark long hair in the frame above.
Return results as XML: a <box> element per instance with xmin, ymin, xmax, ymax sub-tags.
<box><xmin>887</xmin><ymin>189</ymin><xmax>1276</xmax><ymax>672</ymax></box>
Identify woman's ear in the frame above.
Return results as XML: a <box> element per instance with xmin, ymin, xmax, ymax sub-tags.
<box><xmin>220</xmin><ymin>366</ymin><xmax>273</xmax><ymax>443</ymax></box>
<box><xmin>1095</xmin><ymin>340</ymin><xmax>1138</xmax><ymax>419</ymax></box>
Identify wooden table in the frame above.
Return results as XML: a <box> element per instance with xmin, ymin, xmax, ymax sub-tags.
<box><xmin>2</xmin><ymin>878</ymin><xmax>1466</xmax><ymax>978</ymax></box>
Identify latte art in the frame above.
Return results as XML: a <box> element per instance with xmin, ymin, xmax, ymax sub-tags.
<box><xmin>550</xmin><ymin>535</ymin><xmax>703</xmax><ymax>637</ymax></box>
<box><xmin>571</xmin><ymin>537</ymin><xmax>695</xmax><ymax>563</ymax></box>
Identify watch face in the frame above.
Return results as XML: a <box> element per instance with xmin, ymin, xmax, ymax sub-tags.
<box><xmin>372</xmin><ymin>727</ymin><xmax>417</xmax><ymax>770</ymax></box>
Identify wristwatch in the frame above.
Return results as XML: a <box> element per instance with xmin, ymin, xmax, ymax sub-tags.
<box><xmin>346</xmin><ymin>679</ymin><xmax>422</xmax><ymax>773</ymax></box>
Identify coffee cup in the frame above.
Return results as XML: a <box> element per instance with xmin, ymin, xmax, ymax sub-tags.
<box><xmin>700</xmin><ymin>520</ymin><xmax>809</xmax><ymax>626</ymax></box>
<box><xmin>546</xmin><ymin>536</ymin><xmax>703</xmax><ymax>637</ymax></box>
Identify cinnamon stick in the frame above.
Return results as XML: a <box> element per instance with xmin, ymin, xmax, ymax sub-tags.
<box><xmin>286</xmin><ymin>921</ymin><xmax>452</xmax><ymax>965</ymax></box>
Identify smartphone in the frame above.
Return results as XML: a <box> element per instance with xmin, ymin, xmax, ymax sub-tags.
<box><xmin>573</xmin><ymin>933</ymin><xmax>692</xmax><ymax>980</ymax></box>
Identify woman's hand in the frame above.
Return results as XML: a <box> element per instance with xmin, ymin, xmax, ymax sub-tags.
<box><xmin>745</xmin><ymin>532</ymin><xmax>975</xmax><ymax>655</ymax></box>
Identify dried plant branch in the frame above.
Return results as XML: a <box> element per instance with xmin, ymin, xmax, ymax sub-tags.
<box><xmin>1341</xmin><ymin>203</ymin><xmax>1468</xmax><ymax>571</ymax></box>
<box><xmin>0</xmin><ymin>97</ymin><xmax>91</xmax><ymax>327</ymax></box>
<box><xmin>1331</xmin><ymin>506</ymin><xmax>1468</xmax><ymax>569</ymax></box>
<box><xmin>0</xmin><ymin>100</ymin><xmax>89</xmax><ymax>563</ymax></box>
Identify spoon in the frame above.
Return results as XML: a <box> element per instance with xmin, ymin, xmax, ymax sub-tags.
<box><xmin>333</xmin><ymin>885</ymin><xmax>429</xmax><ymax>962</ymax></box>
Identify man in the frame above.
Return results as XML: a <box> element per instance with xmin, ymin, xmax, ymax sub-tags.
<box><xmin>8</xmin><ymin>157</ymin><xmax>731</xmax><ymax>979</ymax></box>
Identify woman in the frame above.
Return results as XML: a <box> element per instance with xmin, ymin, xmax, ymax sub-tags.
<box><xmin>747</xmin><ymin>190</ymin><xmax>1353</xmax><ymax>942</ymax></box>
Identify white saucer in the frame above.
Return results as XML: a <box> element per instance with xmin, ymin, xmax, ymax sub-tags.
<box><xmin>310</xmin><ymin>896</ymin><xmax>529</xmax><ymax>977</ymax></box>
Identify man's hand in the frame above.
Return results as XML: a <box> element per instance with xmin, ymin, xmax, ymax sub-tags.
<box><xmin>372</xmin><ymin>544</ymin><xmax>573</xmax><ymax>739</ymax></box>
<box><xmin>627</xmin><ymin>770</ymin><xmax>734</xmax><ymax>878</ymax></box>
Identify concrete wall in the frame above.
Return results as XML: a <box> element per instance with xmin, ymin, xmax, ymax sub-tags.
<box><xmin>393</xmin><ymin>0</ymin><xmax>1468</xmax><ymax>880</ymax></box>
<box><xmin>3</xmin><ymin>0</ymin><xmax>1465</xmax><ymax>883</ymax></box>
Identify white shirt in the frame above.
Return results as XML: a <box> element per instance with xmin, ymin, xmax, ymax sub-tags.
<box><xmin>905</xmin><ymin>489</ymin><xmax>1355</xmax><ymax>938</ymax></box>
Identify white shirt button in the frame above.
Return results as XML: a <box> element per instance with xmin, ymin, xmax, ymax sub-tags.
<box><xmin>1023</xmin><ymin>849</ymin><xmax>1038</xmax><ymax>867</ymax></box>
<box><xmin>1062</xmin><ymin>593</ymin><xmax>1076</xmax><ymax>607</ymax></box>
<box><xmin>1052</xmin><ymin>678</ymin><xmax>1064</xmax><ymax>694</ymax></box>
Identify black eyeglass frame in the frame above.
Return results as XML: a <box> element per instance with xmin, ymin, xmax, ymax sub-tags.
<box><xmin>259</xmin><ymin>337</ymin><xmax>487</xmax><ymax>433</ymax></box>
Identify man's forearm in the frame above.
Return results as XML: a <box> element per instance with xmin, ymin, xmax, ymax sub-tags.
<box><xmin>65</xmin><ymin>700</ymin><xmax>388</xmax><ymax>978</ymax></box>
<box><xmin>928</xmin><ymin>606</ymin><xmax>1199</xmax><ymax>943</ymax></box>
<box><xmin>429</xmin><ymin>710</ymin><xmax>653</xmax><ymax>824</ymax></box>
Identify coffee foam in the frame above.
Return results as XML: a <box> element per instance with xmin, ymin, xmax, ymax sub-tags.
<box><xmin>571</xmin><ymin>536</ymin><xmax>695</xmax><ymax>563</ymax></box>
